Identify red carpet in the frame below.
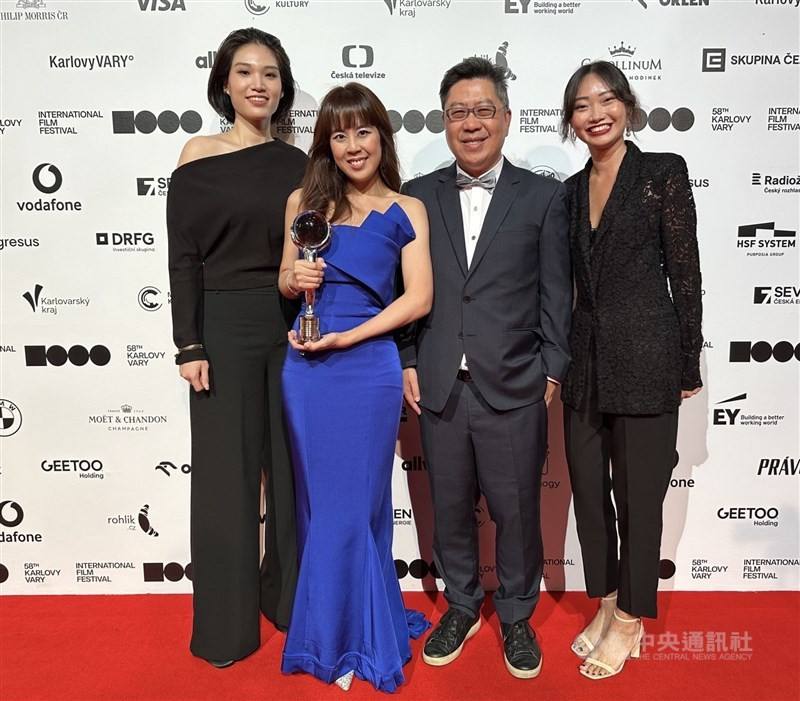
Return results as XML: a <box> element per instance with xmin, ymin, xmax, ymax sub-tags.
<box><xmin>1</xmin><ymin>591</ymin><xmax>797</xmax><ymax>701</ymax></box>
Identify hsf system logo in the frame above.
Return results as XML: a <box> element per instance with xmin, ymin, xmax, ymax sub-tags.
<box><xmin>737</xmin><ymin>222</ymin><xmax>797</xmax><ymax>256</ymax></box>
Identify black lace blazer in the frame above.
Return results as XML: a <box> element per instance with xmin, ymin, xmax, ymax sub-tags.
<box><xmin>562</xmin><ymin>142</ymin><xmax>703</xmax><ymax>415</ymax></box>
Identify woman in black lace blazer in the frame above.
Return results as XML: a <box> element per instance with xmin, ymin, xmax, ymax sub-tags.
<box><xmin>559</xmin><ymin>62</ymin><xmax>703</xmax><ymax>681</ymax></box>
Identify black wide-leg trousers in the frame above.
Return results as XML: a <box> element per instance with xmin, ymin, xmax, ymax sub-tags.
<box><xmin>189</xmin><ymin>288</ymin><xmax>297</xmax><ymax>661</ymax></box>
<box><xmin>564</xmin><ymin>402</ymin><xmax>678</xmax><ymax>619</ymax></box>
<box><xmin>419</xmin><ymin>376</ymin><xmax>547</xmax><ymax>626</ymax></box>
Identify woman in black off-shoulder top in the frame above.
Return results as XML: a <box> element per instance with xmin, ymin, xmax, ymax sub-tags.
<box><xmin>166</xmin><ymin>28</ymin><xmax>306</xmax><ymax>668</ymax></box>
<box><xmin>558</xmin><ymin>62</ymin><xmax>703</xmax><ymax>681</ymax></box>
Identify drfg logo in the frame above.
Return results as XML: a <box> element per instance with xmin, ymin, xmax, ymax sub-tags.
<box><xmin>96</xmin><ymin>231</ymin><xmax>155</xmax><ymax>246</ymax></box>
<box><xmin>729</xmin><ymin>341</ymin><xmax>800</xmax><ymax>363</ymax></box>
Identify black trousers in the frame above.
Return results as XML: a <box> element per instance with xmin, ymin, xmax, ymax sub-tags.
<box><xmin>189</xmin><ymin>288</ymin><xmax>297</xmax><ymax>661</ymax></box>
<box><xmin>564</xmin><ymin>402</ymin><xmax>678</xmax><ymax>619</ymax></box>
<box><xmin>419</xmin><ymin>376</ymin><xmax>547</xmax><ymax>625</ymax></box>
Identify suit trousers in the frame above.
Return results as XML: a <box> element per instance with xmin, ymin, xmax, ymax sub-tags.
<box><xmin>419</xmin><ymin>376</ymin><xmax>547</xmax><ymax>625</ymax></box>
<box><xmin>189</xmin><ymin>287</ymin><xmax>297</xmax><ymax>661</ymax></box>
<box><xmin>564</xmin><ymin>401</ymin><xmax>678</xmax><ymax>619</ymax></box>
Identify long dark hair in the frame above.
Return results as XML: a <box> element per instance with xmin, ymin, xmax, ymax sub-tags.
<box><xmin>300</xmin><ymin>83</ymin><xmax>401</xmax><ymax>223</ymax></box>
<box><xmin>207</xmin><ymin>28</ymin><xmax>295</xmax><ymax>125</ymax></box>
<box><xmin>560</xmin><ymin>61</ymin><xmax>639</xmax><ymax>141</ymax></box>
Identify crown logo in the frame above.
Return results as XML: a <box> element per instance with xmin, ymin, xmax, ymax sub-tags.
<box><xmin>121</xmin><ymin>404</ymin><xmax>133</xmax><ymax>413</ymax></box>
<box><xmin>609</xmin><ymin>41</ymin><xmax>636</xmax><ymax>58</ymax></box>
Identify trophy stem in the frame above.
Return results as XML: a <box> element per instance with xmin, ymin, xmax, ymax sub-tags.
<box><xmin>298</xmin><ymin>248</ymin><xmax>321</xmax><ymax>343</ymax></box>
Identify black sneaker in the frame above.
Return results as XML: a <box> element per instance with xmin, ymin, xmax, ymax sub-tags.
<box><xmin>207</xmin><ymin>659</ymin><xmax>234</xmax><ymax>669</ymax></box>
<box><xmin>422</xmin><ymin>608</ymin><xmax>481</xmax><ymax>666</ymax></box>
<box><xmin>501</xmin><ymin>620</ymin><xmax>542</xmax><ymax>679</ymax></box>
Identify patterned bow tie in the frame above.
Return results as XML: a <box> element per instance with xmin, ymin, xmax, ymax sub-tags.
<box><xmin>455</xmin><ymin>171</ymin><xmax>496</xmax><ymax>194</ymax></box>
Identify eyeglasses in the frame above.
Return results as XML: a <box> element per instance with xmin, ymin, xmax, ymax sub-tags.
<box><xmin>444</xmin><ymin>105</ymin><xmax>498</xmax><ymax>122</ymax></box>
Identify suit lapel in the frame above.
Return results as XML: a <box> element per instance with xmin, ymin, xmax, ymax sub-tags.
<box><xmin>466</xmin><ymin>158</ymin><xmax>519</xmax><ymax>279</ymax></box>
<box><xmin>436</xmin><ymin>165</ymin><xmax>468</xmax><ymax>277</ymax></box>
<box><xmin>590</xmin><ymin>142</ymin><xmax>642</xmax><ymax>294</ymax></box>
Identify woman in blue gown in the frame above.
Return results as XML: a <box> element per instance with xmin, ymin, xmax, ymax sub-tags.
<box><xmin>277</xmin><ymin>83</ymin><xmax>433</xmax><ymax>693</ymax></box>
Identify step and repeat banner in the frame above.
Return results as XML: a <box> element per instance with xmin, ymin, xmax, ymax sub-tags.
<box><xmin>0</xmin><ymin>0</ymin><xmax>798</xmax><ymax>596</ymax></box>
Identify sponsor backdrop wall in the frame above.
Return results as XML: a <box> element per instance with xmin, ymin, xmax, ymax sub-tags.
<box><xmin>1</xmin><ymin>0</ymin><xmax>798</xmax><ymax>596</ymax></box>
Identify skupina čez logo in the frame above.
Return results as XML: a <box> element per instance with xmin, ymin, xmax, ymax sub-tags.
<box><xmin>16</xmin><ymin>163</ymin><xmax>82</xmax><ymax>213</ymax></box>
<box><xmin>0</xmin><ymin>399</ymin><xmax>23</xmax><ymax>437</ymax></box>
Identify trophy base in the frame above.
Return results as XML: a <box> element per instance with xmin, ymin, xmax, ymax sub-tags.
<box><xmin>298</xmin><ymin>316</ymin><xmax>321</xmax><ymax>343</ymax></box>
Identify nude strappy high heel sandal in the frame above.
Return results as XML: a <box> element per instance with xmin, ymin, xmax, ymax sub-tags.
<box><xmin>570</xmin><ymin>592</ymin><xmax>617</xmax><ymax>658</ymax></box>
<box><xmin>579</xmin><ymin>610</ymin><xmax>644</xmax><ymax>680</ymax></box>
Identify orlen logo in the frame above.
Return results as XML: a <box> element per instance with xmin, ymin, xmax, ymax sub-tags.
<box><xmin>143</xmin><ymin>562</ymin><xmax>192</xmax><ymax>582</ymax></box>
<box><xmin>137</xmin><ymin>0</ymin><xmax>186</xmax><ymax>11</ymax></box>
<box><xmin>112</xmin><ymin>110</ymin><xmax>201</xmax><ymax>134</ymax></box>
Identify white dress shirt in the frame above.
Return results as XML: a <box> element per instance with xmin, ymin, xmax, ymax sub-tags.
<box><xmin>455</xmin><ymin>157</ymin><xmax>558</xmax><ymax>385</ymax></box>
<box><xmin>457</xmin><ymin>157</ymin><xmax>504</xmax><ymax>370</ymax></box>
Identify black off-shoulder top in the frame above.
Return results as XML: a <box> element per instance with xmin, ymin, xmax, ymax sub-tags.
<box><xmin>166</xmin><ymin>139</ymin><xmax>307</xmax><ymax>358</ymax></box>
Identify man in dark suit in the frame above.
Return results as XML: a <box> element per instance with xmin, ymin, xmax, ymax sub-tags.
<box><xmin>399</xmin><ymin>57</ymin><xmax>571</xmax><ymax>678</ymax></box>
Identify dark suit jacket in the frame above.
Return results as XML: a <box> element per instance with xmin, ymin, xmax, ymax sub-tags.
<box><xmin>562</xmin><ymin>142</ymin><xmax>703</xmax><ymax>415</ymax></box>
<box><xmin>398</xmin><ymin>159</ymin><xmax>572</xmax><ymax>413</ymax></box>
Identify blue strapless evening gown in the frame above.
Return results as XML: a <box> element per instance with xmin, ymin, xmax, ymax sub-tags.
<box><xmin>281</xmin><ymin>203</ymin><xmax>429</xmax><ymax>692</ymax></box>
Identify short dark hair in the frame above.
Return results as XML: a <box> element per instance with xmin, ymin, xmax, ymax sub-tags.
<box><xmin>439</xmin><ymin>57</ymin><xmax>510</xmax><ymax>111</ymax></box>
<box><xmin>560</xmin><ymin>61</ymin><xmax>639</xmax><ymax>141</ymax></box>
<box><xmin>207</xmin><ymin>28</ymin><xmax>295</xmax><ymax>125</ymax></box>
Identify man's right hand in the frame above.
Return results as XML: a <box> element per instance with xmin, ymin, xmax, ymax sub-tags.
<box><xmin>403</xmin><ymin>368</ymin><xmax>421</xmax><ymax>415</ymax></box>
<box><xmin>179</xmin><ymin>360</ymin><xmax>210</xmax><ymax>392</ymax></box>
